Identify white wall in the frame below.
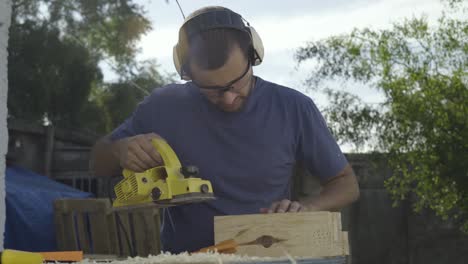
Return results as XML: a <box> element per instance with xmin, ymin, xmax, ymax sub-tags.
<box><xmin>0</xmin><ymin>0</ymin><xmax>12</xmax><ymax>251</ymax></box>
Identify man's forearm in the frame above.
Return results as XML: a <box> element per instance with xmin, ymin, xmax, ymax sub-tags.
<box><xmin>90</xmin><ymin>136</ymin><xmax>122</xmax><ymax>177</ymax></box>
<box><xmin>302</xmin><ymin>164</ymin><xmax>360</xmax><ymax>211</ymax></box>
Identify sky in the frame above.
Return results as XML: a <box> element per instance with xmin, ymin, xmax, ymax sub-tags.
<box><xmin>96</xmin><ymin>0</ymin><xmax>449</xmax><ymax>152</ymax></box>
<box><xmin>103</xmin><ymin>0</ymin><xmax>447</xmax><ymax>107</ymax></box>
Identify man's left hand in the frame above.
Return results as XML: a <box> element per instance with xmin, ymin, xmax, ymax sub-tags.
<box><xmin>260</xmin><ymin>199</ymin><xmax>312</xmax><ymax>213</ymax></box>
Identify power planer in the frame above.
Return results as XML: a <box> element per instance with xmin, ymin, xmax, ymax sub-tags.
<box><xmin>112</xmin><ymin>138</ymin><xmax>215</xmax><ymax>210</ymax></box>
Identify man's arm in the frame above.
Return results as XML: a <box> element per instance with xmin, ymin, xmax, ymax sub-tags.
<box><xmin>301</xmin><ymin>164</ymin><xmax>359</xmax><ymax>211</ymax></box>
<box><xmin>90</xmin><ymin>133</ymin><xmax>163</xmax><ymax>177</ymax></box>
<box><xmin>89</xmin><ymin>135</ymin><xmax>122</xmax><ymax>177</ymax></box>
<box><xmin>261</xmin><ymin>164</ymin><xmax>359</xmax><ymax>213</ymax></box>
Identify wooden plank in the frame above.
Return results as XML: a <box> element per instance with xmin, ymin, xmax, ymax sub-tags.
<box><xmin>128</xmin><ymin>212</ymin><xmax>138</xmax><ymax>255</ymax></box>
<box><xmin>121</xmin><ymin>208</ymin><xmax>162</xmax><ymax>256</ymax></box>
<box><xmin>214</xmin><ymin>212</ymin><xmax>348</xmax><ymax>258</ymax></box>
<box><xmin>145</xmin><ymin>209</ymin><xmax>161</xmax><ymax>255</ymax></box>
<box><xmin>55</xmin><ymin>199</ymin><xmax>112</xmax><ymax>214</ymax></box>
<box><xmin>106</xmin><ymin>213</ymin><xmax>121</xmax><ymax>255</ymax></box>
<box><xmin>331</xmin><ymin>213</ymin><xmax>341</xmax><ymax>242</ymax></box>
<box><xmin>341</xmin><ymin>232</ymin><xmax>349</xmax><ymax>255</ymax></box>
<box><xmin>54</xmin><ymin>210</ymin><xmax>67</xmax><ymax>251</ymax></box>
<box><xmin>132</xmin><ymin>211</ymin><xmax>149</xmax><ymax>256</ymax></box>
<box><xmin>76</xmin><ymin>213</ymin><xmax>91</xmax><ymax>253</ymax></box>
<box><xmin>115</xmin><ymin>211</ymin><xmax>133</xmax><ymax>256</ymax></box>
<box><xmin>89</xmin><ymin>212</ymin><xmax>112</xmax><ymax>254</ymax></box>
<box><xmin>54</xmin><ymin>198</ymin><xmax>161</xmax><ymax>257</ymax></box>
<box><xmin>55</xmin><ymin>199</ymin><xmax>112</xmax><ymax>253</ymax></box>
<box><xmin>62</xmin><ymin>212</ymin><xmax>79</xmax><ymax>250</ymax></box>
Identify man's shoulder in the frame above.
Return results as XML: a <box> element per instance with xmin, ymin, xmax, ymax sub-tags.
<box><xmin>259</xmin><ymin>78</ymin><xmax>313</xmax><ymax>105</ymax></box>
<box><xmin>141</xmin><ymin>82</ymin><xmax>194</xmax><ymax>105</ymax></box>
<box><xmin>134</xmin><ymin>82</ymin><xmax>194</xmax><ymax>114</ymax></box>
<box><xmin>149</xmin><ymin>82</ymin><xmax>192</xmax><ymax>98</ymax></box>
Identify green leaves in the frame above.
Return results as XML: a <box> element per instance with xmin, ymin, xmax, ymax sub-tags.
<box><xmin>8</xmin><ymin>22</ymin><xmax>102</xmax><ymax>129</ymax></box>
<box><xmin>12</xmin><ymin>0</ymin><xmax>152</xmax><ymax>67</ymax></box>
<box><xmin>297</xmin><ymin>1</ymin><xmax>468</xmax><ymax>232</ymax></box>
<box><xmin>8</xmin><ymin>0</ymin><xmax>168</xmax><ymax>135</ymax></box>
<box><xmin>322</xmin><ymin>89</ymin><xmax>382</xmax><ymax>152</ymax></box>
<box><xmin>92</xmin><ymin>59</ymin><xmax>175</xmax><ymax>132</ymax></box>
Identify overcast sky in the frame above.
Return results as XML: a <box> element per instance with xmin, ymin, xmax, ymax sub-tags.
<box><xmin>103</xmin><ymin>0</ymin><xmax>446</xmax><ymax>107</ymax></box>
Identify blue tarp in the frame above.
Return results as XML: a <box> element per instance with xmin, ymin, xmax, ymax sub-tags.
<box><xmin>4</xmin><ymin>165</ymin><xmax>93</xmax><ymax>251</ymax></box>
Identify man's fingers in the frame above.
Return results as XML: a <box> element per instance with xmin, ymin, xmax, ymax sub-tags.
<box><xmin>116</xmin><ymin>133</ymin><xmax>165</xmax><ymax>172</ymax></box>
<box><xmin>139</xmin><ymin>136</ymin><xmax>163</xmax><ymax>165</ymax></box>
<box><xmin>288</xmin><ymin>201</ymin><xmax>302</xmax><ymax>212</ymax></box>
<box><xmin>145</xmin><ymin>132</ymin><xmax>161</xmax><ymax>139</ymax></box>
<box><xmin>265</xmin><ymin>200</ymin><xmax>304</xmax><ymax>214</ymax></box>
<box><xmin>124</xmin><ymin>156</ymin><xmax>146</xmax><ymax>172</ymax></box>
<box><xmin>127</xmin><ymin>152</ymin><xmax>148</xmax><ymax>171</ymax></box>
<box><xmin>129</xmin><ymin>143</ymin><xmax>157</xmax><ymax>169</ymax></box>
<box><xmin>131</xmin><ymin>161</ymin><xmax>146</xmax><ymax>172</ymax></box>
<box><xmin>277</xmin><ymin>199</ymin><xmax>291</xmax><ymax>213</ymax></box>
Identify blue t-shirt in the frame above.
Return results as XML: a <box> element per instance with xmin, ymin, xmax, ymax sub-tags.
<box><xmin>110</xmin><ymin>76</ymin><xmax>347</xmax><ymax>253</ymax></box>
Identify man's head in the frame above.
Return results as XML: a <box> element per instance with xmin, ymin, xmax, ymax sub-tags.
<box><xmin>173</xmin><ymin>6</ymin><xmax>264</xmax><ymax>112</ymax></box>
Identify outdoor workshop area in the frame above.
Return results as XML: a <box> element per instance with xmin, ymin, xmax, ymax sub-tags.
<box><xmin>0</xmin><ymin>0</ymin><xmax>467</xmax><ymax>264</ymax></box>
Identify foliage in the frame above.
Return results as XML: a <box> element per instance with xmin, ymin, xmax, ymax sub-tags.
<box><xmin>12</xmin><ymin>0</ymin><xmax>152</xmax><ymax>71</ymax></box>
<box><xmin>295</xmin><ymin>0</ymin><xmax>468</xmax><ymax>231</ymax></box>
<box><xmin>92</xmin><ymin>60</ymin><xmax>175</xmax><ymax>133</ymax></box>
<box><xmin>8</xmin><ymin>21</ymin><xmax>102</xmax><ymax>127</ymax></box>
<box><xmin>8</xmin><ymin>0</ymin><xmax>169</xmax><ymax>134</ymax></box>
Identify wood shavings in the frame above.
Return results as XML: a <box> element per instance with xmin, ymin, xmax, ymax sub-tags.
<box><xmin>73</xmin><ymin>252</ymin><xmax>278</xmax><ymax>264</ymax></box>
<box><xmin>63</xmin><ymin>252</ymin><xmax>347</xmax><ymax>264</ymax></box>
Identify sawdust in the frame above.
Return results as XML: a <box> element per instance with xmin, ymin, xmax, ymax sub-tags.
<box><xmin>70</xmin><ymin>252</ymin><xmax>282</xmax><ymax>264</ymax></box>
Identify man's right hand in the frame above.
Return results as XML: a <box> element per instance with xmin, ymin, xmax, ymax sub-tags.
<box><xmin>112</xmin><ymin>133</ymin><xmax>163</xmax><ymax>172</ymax></box>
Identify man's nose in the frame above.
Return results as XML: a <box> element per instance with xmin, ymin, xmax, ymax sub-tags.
<box><xmin>221</xmin><ymin>91</ymin><xmax>238</xmax><ymax>105</ymax></box>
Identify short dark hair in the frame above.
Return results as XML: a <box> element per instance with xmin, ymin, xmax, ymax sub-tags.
<box><xmin>188</xmin><ymin>28</ymin><xmax>251</xmax><ymax>71</ymax></box>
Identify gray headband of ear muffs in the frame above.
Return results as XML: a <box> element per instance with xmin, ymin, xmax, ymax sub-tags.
<box><xmin>173</xmin><ymin>7</ymin><xmax>264</xmax><ymax>80</ymax></box>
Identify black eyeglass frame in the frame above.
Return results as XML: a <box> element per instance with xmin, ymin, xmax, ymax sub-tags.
<box><xmin>193</xmin><ymin>59</ymin><xmax>251</xmax><ymax>93</ymax></box>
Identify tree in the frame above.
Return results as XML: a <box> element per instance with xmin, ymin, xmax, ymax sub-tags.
<box><xmin>7</xmin><ymin>0</ymin><xmax>167</xmax><ymax>134</ymax></box>
<box><xmin>8</xmin><ymin>21</ymin><xmax>103</xmax><ymax>128</ymax></box>
<box><xmin>90</xmin><ymin>60</ymin><xmax>175</xmax><ymax>133</ymax></box>
<box><xmin>295</xmin><ymin>0</ymin><xmax>468</xmax><ymax>231</ymax></box>
<box><xmin>11</xmin><ymin>0</ymin><xmax>151</xmax><ymax>71</ymax></box>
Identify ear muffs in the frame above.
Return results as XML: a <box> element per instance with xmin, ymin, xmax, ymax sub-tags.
<box><xmin>246</xmin><ymin>26</ymin><xmax>264</xmax><ymax>66</ymax></box>
<box><xmin>173</xmin><ymin>44</ymin><xmax>188</xmax><ymax>80</ymax></box>
<box><xmin>173</xmin><ymin>7</ymin><xmax>264</xmax><ymax>80</ymax></box>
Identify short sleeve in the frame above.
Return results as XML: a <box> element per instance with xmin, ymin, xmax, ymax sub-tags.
<box><xmin>296</xmin><ymin>97</ymin><xmax>348</xmax><ymax>182</ymax></box>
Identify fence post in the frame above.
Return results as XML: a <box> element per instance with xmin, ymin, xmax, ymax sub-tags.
<box><xmin>0</xmin><ymin>0</ymin><xmax>12</xmax><ymax>252</ymax></box>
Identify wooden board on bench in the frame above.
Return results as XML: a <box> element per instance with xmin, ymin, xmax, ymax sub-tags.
<box><xmin>214</xmin><ymin>212</ymin><xmax>349</xmax><ymax>258</ymax></box>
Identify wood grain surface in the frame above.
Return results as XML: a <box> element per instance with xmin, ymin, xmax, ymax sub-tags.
<box><xmin>215</xmin><ymin>212</ymin><xmax>349</xmax><ymax>258</ymax></box>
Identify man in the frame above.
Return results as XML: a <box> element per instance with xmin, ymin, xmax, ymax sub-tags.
<box><xmin>90</xmin><ymin>6</ymin><xmax>360</xmax><ymax>253</ymax></box>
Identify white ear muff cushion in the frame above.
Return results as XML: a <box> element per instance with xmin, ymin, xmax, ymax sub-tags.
<box><xmin>249</xmin><ymin>27</ymin><xmax>264</xmax><ymax>66</ymax></box>
<box><xmin>173</xmin><ymin>45</ymin><xmax>191</xmax><ymax>80</ymax></box>
<box><xmin>173</xmin><ymin>44</ymin><xmax>183</xmax><ymax>77</ymax></box>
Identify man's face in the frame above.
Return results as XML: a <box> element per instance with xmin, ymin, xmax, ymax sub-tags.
<box><xmin>189</xmin><ymin>45</ymin><xmax>254</xmax><ymax>112</ymax></box>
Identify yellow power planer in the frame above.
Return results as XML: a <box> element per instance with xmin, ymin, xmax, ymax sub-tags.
<box><xmin>113</xmin><ymin>138</ymin><xmax>215</xmax><ymax>210</ymax></box>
